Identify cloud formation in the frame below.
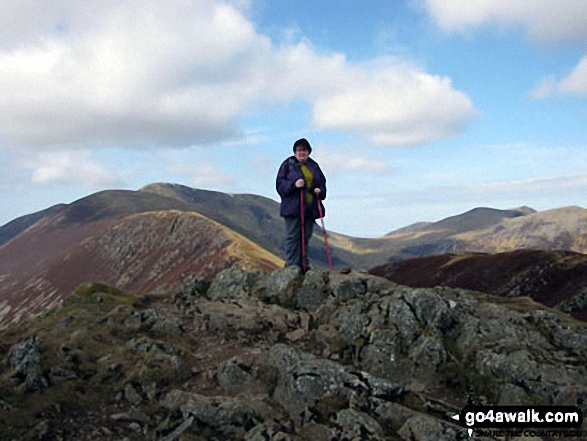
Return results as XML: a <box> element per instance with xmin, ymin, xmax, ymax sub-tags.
<box><xmin>313</xmin><ymin>62</ymin><xmax>475</xmax><ymax>146</ymax></box>
<box><xmin>422</xmin><ymin>0</ymin><xmax>587</xmax><ymax>44</ymax></box>
<box><xmin>0</xmin><ymin>0</ymin><xmax>476</xmax><ymax>149</ymax></box>
<box><xmin>313</xmin><ymin>149</ymin><xmax>392</xmax><ymax>175</ymax></box>
<box><xmin>531</xmin><ymin>56</ymin><xmax>587</xmax><ymax>98</ymax></box>
<box><xmin>19</xmin><ymin>151</ymin><xmax>120</xmax><ymax>188</ymax></box>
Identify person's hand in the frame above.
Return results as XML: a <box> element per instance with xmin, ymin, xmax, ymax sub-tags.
<box><xmin>295</xmin><ymin>179</ymin><xmax>305</xmax><ymax>188</ymax></box>
<box><xmin>314</xmin><ymin>188</ymin><xmax>321</xmax><ymax>195</ymax></box>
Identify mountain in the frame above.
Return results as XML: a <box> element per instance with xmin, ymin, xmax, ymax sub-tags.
<box><xmin>384</xmin><ymin>221</ymin><xmax>432</xmax><ymax>236</ymax></box>
<box><xmin>0</xmin><ymin>204</ymin><xmax>66</xmax><ymax>247</ymax></box>
<box><xmin>0</xmin><ymin>190</ymin><xmax>284</xmax><ymax>329</ymax></box>
<box><xmin>369</xmin><ymin>249</ymin><xmax>587</xmax><ymax>321</ymax></box>
<box><xmin>336</xmin><ymin>205</ymin><xmax>587</xmax><ymax>265</ymax></box>
<box><xmin>138</xmin><ymin>183</ymin><xmax>284</xmax><ymax>256</ymax></box>
<box><xmin>2</xmin><ymin>183</ymin><xmax>587</xmax><ymax>330</ymax></box>
<box><xmin>448</xmin><ymin>206</ymin><xmax>587</xmax><ymax>253</ymax></box>
<box><xmin>1</xmin><ymin>267</ymin><xmax>585</xmax><ymax>439</ymax></box>
<box><xmin>329</xmin><ymin>206</ymin><xmax>543</xmax><ymax>265</ymax></box>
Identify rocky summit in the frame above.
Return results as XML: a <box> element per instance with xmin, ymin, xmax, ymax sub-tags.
<box><xmin>1</xmin><ymin>267</ymin><xmax>586</xmax><ymax>440</ymax></box>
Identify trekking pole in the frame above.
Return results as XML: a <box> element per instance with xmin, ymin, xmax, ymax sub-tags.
<box><xmin>300</xmin><ymin>189</ymin><xmax>306</xmax><ymax>275</ymax></box>
<box><xmin>316</xmin><ymin>199</ymin><xmax>333</xmax><ymax>271</ymax></box>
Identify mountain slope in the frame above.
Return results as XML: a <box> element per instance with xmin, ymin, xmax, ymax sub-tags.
<box><xmin>369</xmin><ymin>249</ymin><xmax>587</xmax><ymax>321</ymax></box>
<box><xmin>450</xmin><ymin>206</ymin><xmax>587</xmax><ymax>253</ymax></box>
<box><xmin>137</xmin><ymin>183</ymin><xmax>285</xmax><ymax>264</ymax></box>
<box><xmin>347</xmin><ymin>206</ymin><xmax>586</xmax><ymax>264</ymax></box>
<box><xmin>329</xmin><ymin>206</ymin><xmax>540</xmax><ymax>264</ymax></box>
<box><xmin>0</xmin><ymin>204</ymin><xmax>66</xmax><ymax>247</ymax></box>
<box><xmin>0</xmin><ymin>209</ymin><xmax>282</xmax><ymax>330</ymax></box>
<box><xmin>138</xmin><ymin>183</ymin><xmax>356</xmax><ymax>269</ymax></box>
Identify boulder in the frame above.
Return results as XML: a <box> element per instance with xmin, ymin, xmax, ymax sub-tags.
<box><xmin>7</xmin><ymin>336</ymin><xmax>48</xmax><ymax>392</ymax></box>
<box><xmin>260</xmin><ymin>266</ymin><xmax>303</xmax><ymax>307</ymax></box>
<box><xmin>296</xmin><ymin>270</ymin><xmax>330</xmax><ymax>310</ymax></box>
<box><xmin>208</xmin><ymin>266</ymin><xmax>265</xmax><ymax>301</ymax></box>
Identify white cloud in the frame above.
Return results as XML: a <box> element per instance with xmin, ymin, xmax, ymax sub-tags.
<box><xmin>312</xmin><ymin>62</ymin><xmax>476</xmax><ymax>146</ymax></box>
<box><xmin>313</xmin><ymin>150</ymin><xmax>392</xmax><ymax>175</ymax></box>
<box><xmin>531</xmin><ymin>56</ymin><xmax>587</xmax><ymax>98</ymax></box>
<box><xmin>557</xmin><ymin>57</ymin><xmax>587</xmax><ymax>94</ymax></box>
<box><xmin>422</xmin><ymin>0</ymin><xmax>587</xmax><ymax>44</ymax></box>
<box><xmin>19</xmin><ymin>151</ymin><xmax>120</xmax><ymax>188</ymax></box>
<box><xmin>0</xmin><ymin>0</ymin><xmax>476</xmax><ymax>150</ymax></box>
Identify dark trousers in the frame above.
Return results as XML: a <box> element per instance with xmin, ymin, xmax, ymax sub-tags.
<box><xmin>284</xmin><ymin>215</ymin><xmax>314</xmax><ymax>269</ymax></box>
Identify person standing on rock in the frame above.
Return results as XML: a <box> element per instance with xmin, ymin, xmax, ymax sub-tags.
<box><xmin>276</xmin><ymin>138</ymin><xmax>327</xmax><ymax>272</ymax></box>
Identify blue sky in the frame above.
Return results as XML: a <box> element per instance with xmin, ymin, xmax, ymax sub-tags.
<box><xmin>1</xmin><ymin>0</ymin><xmax>586</xmax><ymax>237</ymax></box>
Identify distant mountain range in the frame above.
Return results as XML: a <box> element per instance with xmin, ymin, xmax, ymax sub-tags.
<box><xmin>1</xmin><ymin>182</ymin><xmax>586</xmax><ymax>328</ymax></box>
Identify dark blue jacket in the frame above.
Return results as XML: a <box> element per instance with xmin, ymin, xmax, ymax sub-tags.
<box><xmin>276</xmin><ymin>156</ymin><xmax>327</xmax><ymax>219</ymax></box>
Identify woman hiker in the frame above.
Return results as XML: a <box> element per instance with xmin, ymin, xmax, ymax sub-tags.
<box><xmin>276</xmin><ymin>138</ymin><xmax>327</xmax><ymax>272</ymax></box>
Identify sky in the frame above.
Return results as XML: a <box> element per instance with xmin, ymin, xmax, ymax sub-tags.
<box><xmin>1</xmin><ymin>0</ymin><xmax>586</xmax><ymax>238</ymax></box>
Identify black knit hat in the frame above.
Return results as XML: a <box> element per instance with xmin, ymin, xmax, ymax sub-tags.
<box><xmin>293</xmin><ymin>138</ymin><xmax>312</xmax><ymax>154</ymax></box>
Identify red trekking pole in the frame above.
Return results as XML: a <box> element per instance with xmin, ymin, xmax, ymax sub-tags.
<box><xmin>300</xmin><ymin>189</ymin><xmax>306</xmax><ymax>274</ymax></box>
<box><xmin>316</xmin><ymin>198</ymin><xmax>333</xmax><ymax>271</ymax></box>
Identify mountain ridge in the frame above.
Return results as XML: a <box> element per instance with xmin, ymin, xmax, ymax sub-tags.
<box><xmin>2</xmin><ymin>183</ymin><xmax>587</xmax><ymax>330</ymax></box>
<box><xmin>0</xmin><ymin>206</ymin><xmax>283</xmax><ymax>329</ymax></box>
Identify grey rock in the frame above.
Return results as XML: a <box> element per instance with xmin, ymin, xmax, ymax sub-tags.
<box><xmin>298</xmin><ymin>423</ymin><xmax>333</xmax><ymax>441</ymax></box>
<box><xmin>126</xmin><ymin>336</ymin><xmax>155</xmax><ymax>354</ymax></box>
<box><xmin>330</xmin><ymin>301</ymin><xmax>372</xmax><ymax>342</ymax></box>
<box><xmin>386</xmin><ymin>295</ymin><xmax>421</xmax><ymax>344</ymax></box>
<box><xmin>141</xmin><ymin>308</ymin><xmax>159</xmax><ymax>327</ymax></box>
<box><xmin>334</xmin><ymin>408</ymin><xmax>385</xmax><ymax>440</ymax></box>
<box><xmin>475</xmin><ymin>349</ymin><xmax>540</xmax><ymax>386</ymax></box>
<box><xmin>556</xmin><ymin>287</ymin><xmax>587</xmax><ymax>314</ymax></box>
<box><xmin>0</xmin><ymin>399</ymin><xmax>12</xmax><ymax>412</ymax></box>
<box><xmin>370</xmin><ymin>401</ymin><xmax>419</xmax><ymax>433</ymax></box>
<box><xmin>266</xmin><ymin>344</ymin><xmax>404</xmax><ymax>427</ymax></box>
<box><xmin>208</xmin><ymin>266</ymin><xmax>266</xmax><ymax>301</ymax></box>
<box><xmin>408</xmin><ymin>333</ymin><xmax>447</xmax><ymax>372</ymax></box>
<box><xmin>170</xmin><ymin>355</ymin><xmax>192</xmax><ymax>382</ymax></box>
<box><xmin>261</xmin><ymin>266</ymin><xmax>303</xmax><ymax>307</ymax></box>
<box><xmin>160</xmin><ymin>415</ymin><xmax>194</xmax><ymax>441</ymax></box>
<box><xmin>245</xmin><ymin>423</ymin><xmax>301</xmax><ymax>441</ymax></box>
<box><xmin>161</xmin><ymin>390</ymin><xmax>276</xmax><ymax>437</ymax></box>
<box><xmin>124</xmin><ymin>383</ymin><xmax>143</xmax><ymax>405</ymax></box>
<box><xmin>497</xmin><ymin>383</ymin><xmax>530</xmax><ymax>405</ymax></box>
<box><xmin>217</xmin><ymin>357</ymin><xmax>262</xmax><ymax>395</ymax></box>
<box><xmin>361</xmin><ymin>328</ymin><xmax>411</xmax><ymax>384</ymax></box>
<box><xmin>328</xmin><ymin>272</ymin><xmax>367</xmax><ymax>301</ymax></box>
<box><xmin>153</xmin><ymin>318</ymin><xmax>183</xmax><ymax>336</ymax></box>
<box><xmin>397</xmin><ymin>414</ymin><xmax>467</xmax><ymax>441</ymax></box>
<box><xmin>32</xmin><ymin>420</ymin><xmax>50</xmax><ymax>439</ymax></box>
<box><xmin>401</xmin><ymin>288</ymin><xmax>457</xmax><ymax>333</ymax></box>
<box><xmin>124</xmin><ymin>310</ymin><xmax>142</xmax><ymax>327</ymax></box>
<box><xmin>181</xmin><ymin>276</ymin><xmax>209</xmax><ymax>297</ymax></box>
<box><xmin>526</xmin><ymin>309</ymin><xmax>587</xmax><ymax>350</ymax></box>
<box><xmin>296</xmin><ymin>270</ymin><xmax>330</xmax><ymax>310</ymax></box>
<box><xmin>48</xmin><ymin>366</ymin><xmax>78</xmax><ymax>380</ymax></box>
<box><xmin>8</xmin><ymin>336</ymin><xmax>49</xmax><ymax>392</ymax></box>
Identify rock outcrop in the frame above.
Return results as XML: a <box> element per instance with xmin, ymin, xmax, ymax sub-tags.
<box><xmin>0</xmin><ymin>267</ymin><xmax>585</xmax><ymax>440</ymax></box>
